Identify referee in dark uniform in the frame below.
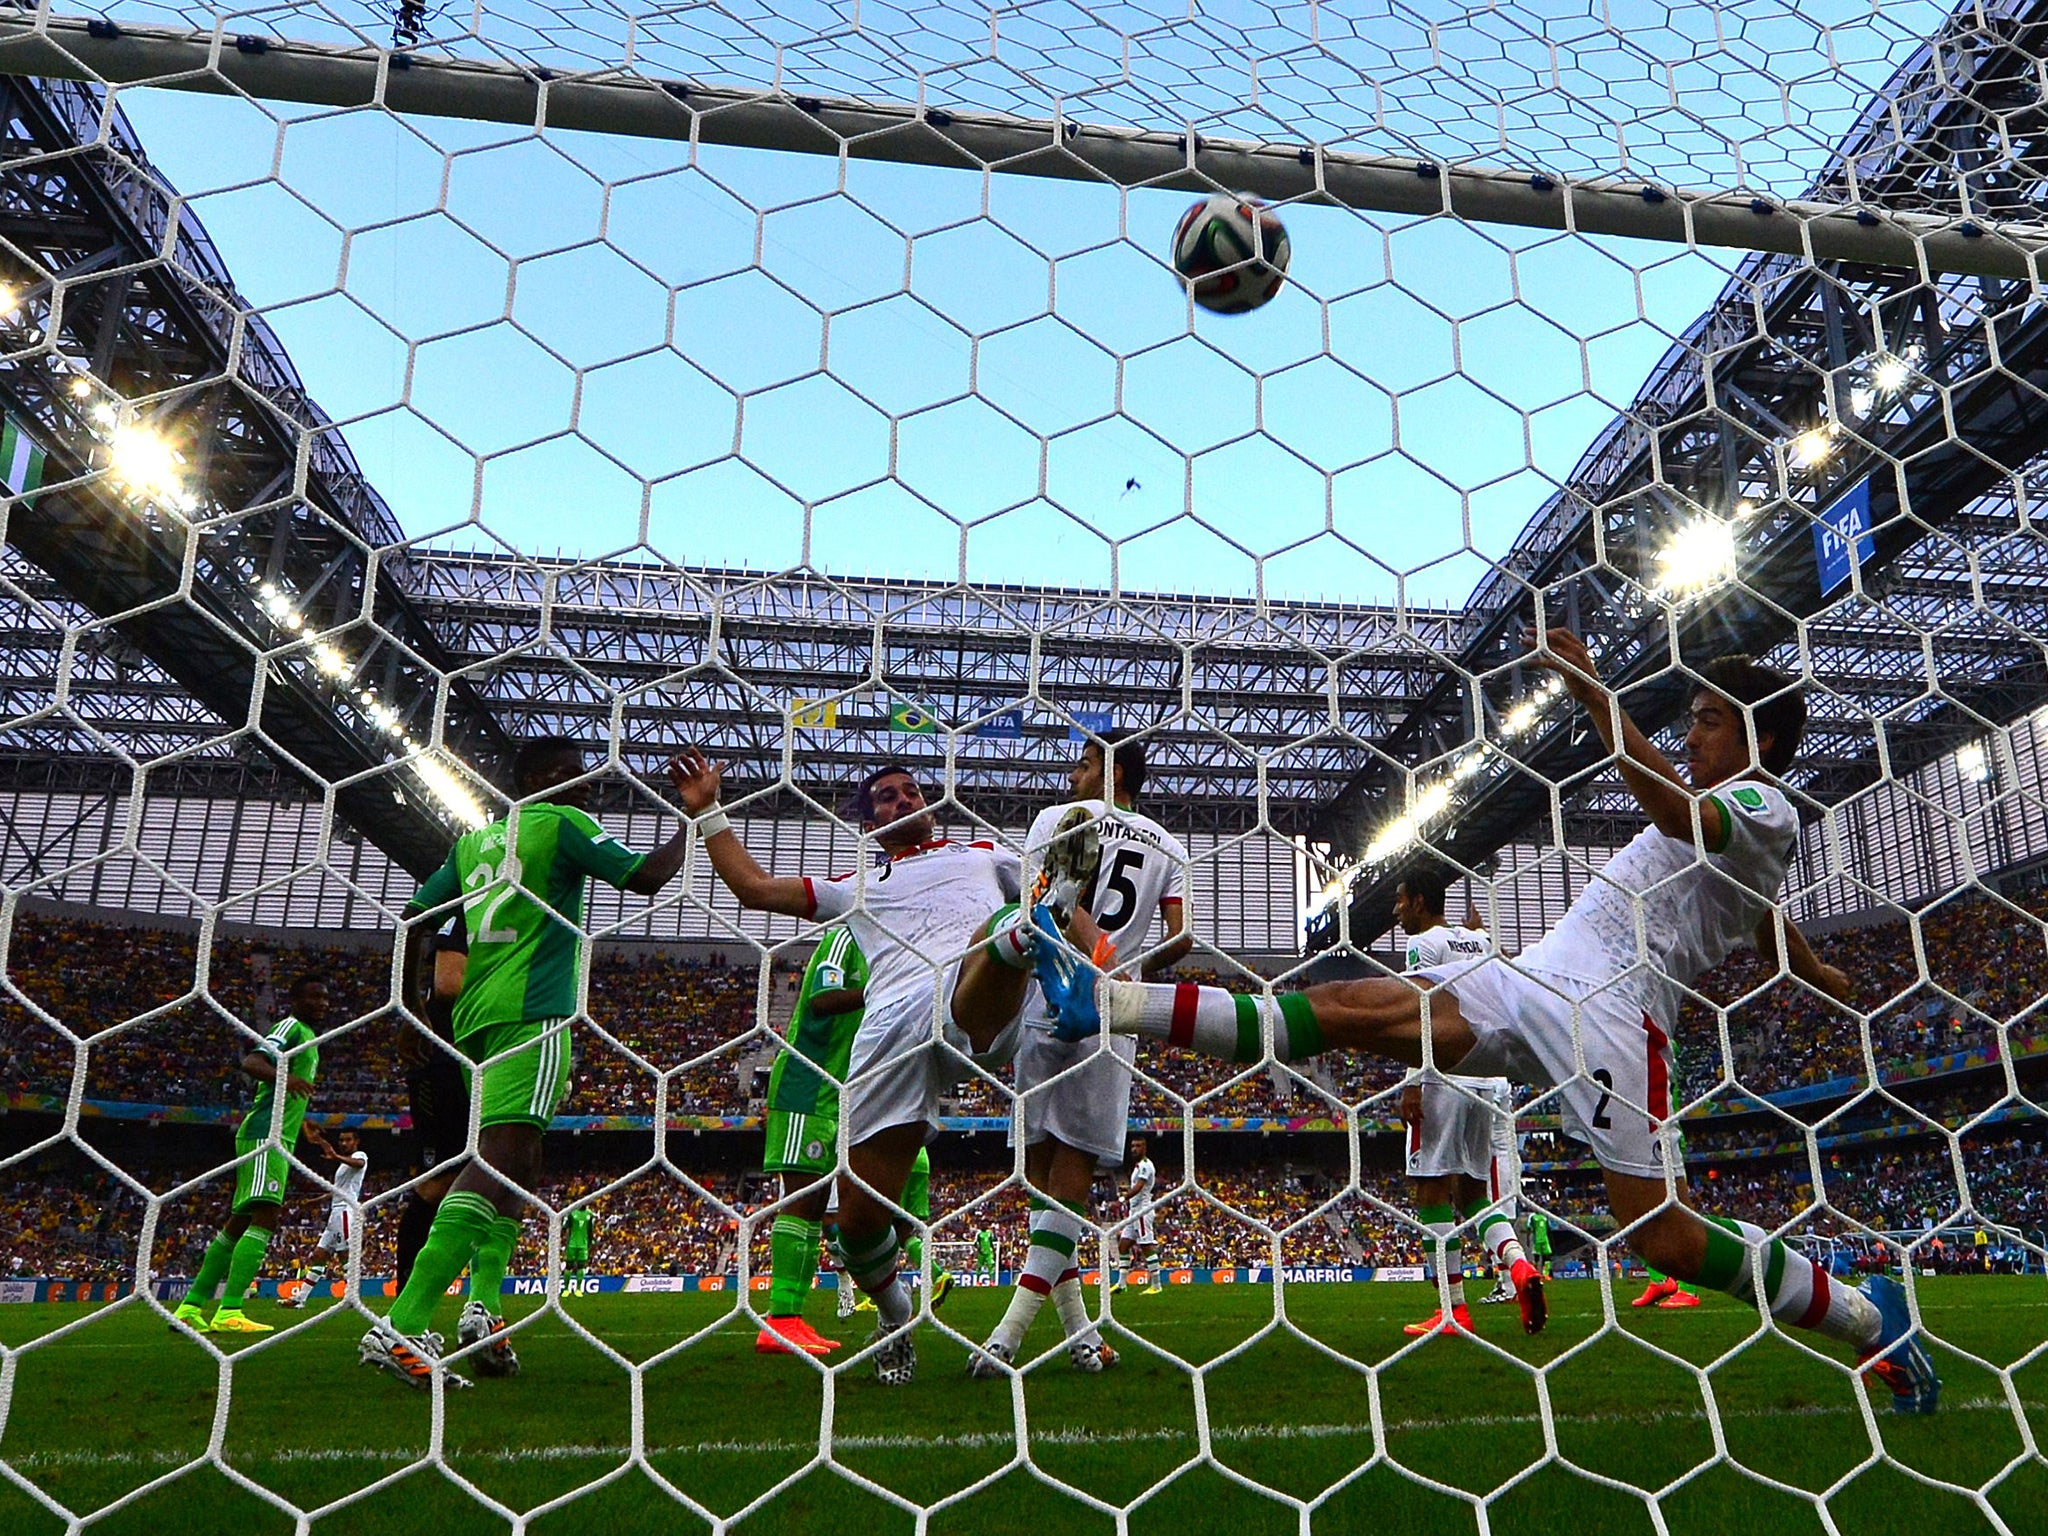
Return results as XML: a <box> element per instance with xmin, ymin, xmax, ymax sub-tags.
<box><xmin>394</xmin><ymin>922</ymin><xmax>473</xmax><ymax>1291</ymax></box>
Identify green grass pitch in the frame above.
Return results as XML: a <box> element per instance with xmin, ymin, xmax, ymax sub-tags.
<box><xmin>1</xmin><ymin>1278</ymin><xmax>2043</xmax><ymax>1535</ymax></box>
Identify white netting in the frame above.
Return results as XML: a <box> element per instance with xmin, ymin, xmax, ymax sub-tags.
<box><xmin>1</xmin><ymin>0</ymin><xmax>2046</xmax><ymax>1530</ymax></box>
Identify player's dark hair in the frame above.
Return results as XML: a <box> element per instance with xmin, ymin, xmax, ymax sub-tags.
<box><xmin>1397</xmin><ymin>862</ymin><xmax>1451</xmax><ymax>918</ymax></box>
<box><xmin>1100</xmin><ymin>729</ymin><xmax>1148</xmax><ymax>800</ymax></box>
<box><xmin>512</xmin><ymin>734</ymin><xmax>585</xmax><ymax>791</ymax></box>
<box><xmin>852</xmin><ymin>762</ymin><xmax>918</xmax><ymax>822</ymax></box>
<box><xmin>1696</xmin><ymin>657</ymin><xmax>1806</xmax><ymax>775</ymax></box>
<box><xmin>287</xmin><ymin>974</ymin><xmax>326</xmax><ymax>999</ymax></box>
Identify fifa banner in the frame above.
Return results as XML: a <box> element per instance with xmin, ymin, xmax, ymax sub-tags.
<box><xmin>7</xmin><ymin>1268</ymin><xmax>1426</xmax><ymax>1302</ymax></box>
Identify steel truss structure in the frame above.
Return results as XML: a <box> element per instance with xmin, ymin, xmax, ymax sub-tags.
<box><xmin>1314</xmin><ymin>0</ymin><xmax>2048</xmax><ymax>945</ymax></box>
<box><xmin>0</xmin><ymin>0</ymin><xmax>2046</xmax><ymax>941</ymax></box>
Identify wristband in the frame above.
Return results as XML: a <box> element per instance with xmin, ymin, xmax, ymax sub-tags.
<box><xmin>696</xmin><ymin>805</ymin><xmax>731</xmax><ymax>839</ymax></box>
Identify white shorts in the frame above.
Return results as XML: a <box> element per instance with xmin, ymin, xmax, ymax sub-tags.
<box><xmin>1404</xmin><ymin>1078</ymin><xmax>1501</xmax><ymax>1185</ymax></box>
<box><xmin>1014</xmin><ymin>990</ymin><xmax>1135</xmax><ymax>1170</ymax></box>
<box><xmin>1123</xmin><ymin>1203</ymin><xmax>1156</xmax><ymax>1247</ymax></box>
<box><xmin>316</xmin><ymin>1207</ymin><xmax>352</xmax><ymax>1252</ymax></box>
<box><xmin>1428</xmin><ymin>958</ymin><xmax>1677</xmax><ymax>1181</ymax></box>
<box><xmin>843</xmin><ymin>969</ymin><xmax>1024</xmax><ymax>1145</ymax></box>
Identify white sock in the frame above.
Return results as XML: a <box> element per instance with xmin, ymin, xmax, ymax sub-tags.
<box><xmin>1051</xmin><ymin>1269</ymin><xmax>1097</xmax><ymax>1343</ymax></box>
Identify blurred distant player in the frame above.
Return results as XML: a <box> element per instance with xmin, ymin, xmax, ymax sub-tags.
<box><xmin>1032</xmin><ymin>639</ymin><xmax>1941</xmax><ymax>1414</ymax></box>
<box><xmin>1527</xmin><ymin>1208</ymin><xmax>1552</xmax><ymax>1278</ymax></box>
<box><xmin>171</xmin><ymin>976</ymin><xmax>335</xmax><ymax>1335</ymax></box>
<box><xmin>758</xmin><ymin>926</ymin><xmax>867</xmax><ymax>1357</ymax></box>
<box><xmin>395</xmin><ymin>924</ymin><xmax>471</xmax><ymax>1293</ymax></box>
<box><xmin>1392</xmin><ymin>867</ymin><xmax>1544</xmax><ymax>1337</ymax></box>
<box><xmin>565</xmin><ymin>1206</ymin><xmax>594</xmax><ymax>1281</ymax></box>
<box><xmin>281</xmin><ymin>1127</ymin><xmax>368</xmax><ymax>1308</ymax></box>
<box><xmin>361</xmin><ymin>737</ymin><xmax>696</xmax><ymax>1389</ymax></box>
<box><xmin>679</xmin><ymin>750</ymin><xmax>1092</xmax><ymax>1385</ymax></box>
<box><xmin>977</xmin><ymin>1227</ymin><xmax>997</xmax><ymax>1275</ymax></box>
<box><xmin>1113</xmin><ymin>1138</ymin><xmax>1163</xmax><ymax>1295</ymax></box>
<box><xmin>976</xmin><ymin>733</ymin><xmax>1189</xmax><ymax>1375</ymax></box>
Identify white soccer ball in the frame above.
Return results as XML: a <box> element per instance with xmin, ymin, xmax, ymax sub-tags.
<box><xmin>1170</xmin><ymin>192</ymin><xmax>1291</xmax><ymax>314</ymax></box>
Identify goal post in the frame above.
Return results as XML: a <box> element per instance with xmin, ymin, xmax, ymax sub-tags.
<box><xmin>0</xmin><ymin>13</ymin><xmax>2041</xmax><ymax>279</ymax></box>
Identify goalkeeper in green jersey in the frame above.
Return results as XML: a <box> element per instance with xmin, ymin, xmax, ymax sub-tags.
<box><xmin>360</xmin><ymin>736</ymin><xmax>696</xmax><ymax>1390</ymax></box>
<box><xmin>171</xmin><ymin>976</ymin><xmax>337</xmax><ymax>1335</ymax></box>
<box><xmin>1527</xmin><ymin>1210</ymin><xmax>1553</xmax><ymax>1279</ymax></box>
<box><xmin>564</xmin><ymin>1207</ymin><xmax>594</xmax><ymax>1281</ymax></box>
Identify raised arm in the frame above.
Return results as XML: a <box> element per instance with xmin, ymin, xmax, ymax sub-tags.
<box><xmin>1754</xmin><ymin>912</ymin><xmax>1854</xmax><ymax>1005</ymax></box>
<box><xmin>671</xmin><ymin>747</ymin><xmax>820</xmax><ymax>917</ymax></box>
<box><xmin>1524</xmin><ymin>624</ymin><xmax>1727</xmax><ymax>851</ymax></box>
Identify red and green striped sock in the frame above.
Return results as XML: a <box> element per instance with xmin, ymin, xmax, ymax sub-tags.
<box><xmin>1696</xmin><ymin>1218</ymin><xmax>1876</xmax><ymax>1347</ymax></box>
<box><xmin>1113</xmin><ymin>984</ymin><xmax>1323</xmax><ymax>1063</ymax></box>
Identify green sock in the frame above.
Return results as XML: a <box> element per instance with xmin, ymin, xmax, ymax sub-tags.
<box><xmin>466</xmin><ymin>1213</ymin><xmax>520</xmax><ymax>1316</ymax></box>
<box><xmin>768</xmin><ymin>1215</ymin><xmax>823</xmax><ymax>1316</ymax></box>
<box><xmin>389</xmin><ymin>1191</ymin><xmax>497</xmax><ymax>1335</ymax></box>
<box><xmin>217</xmin><ymin>1226</ymin><xmax>272</xmax><ymax>1312</ymax></box>
<box><xmin>1221</xmin><ymin>993</ymin><xmax>1323</xmax><ymax>1062</ymax></box>
<box><xmin>905</xmin><ymin>1234</ymin><xmax>925</xmax><ymax>1272</ymax></box>
<box><xmin>183</xmin><ymin>1233</ymin><xmax>235</xmax><ymax>1306</ymax></box>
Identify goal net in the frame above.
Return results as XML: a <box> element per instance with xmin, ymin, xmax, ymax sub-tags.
<box><xmin>0</xmin><ymin>0</ymin><xmax>2045</xmax><ymax>1529</ymax></box>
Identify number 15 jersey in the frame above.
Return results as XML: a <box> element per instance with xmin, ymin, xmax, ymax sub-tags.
<box><xmin>1024</xmin><ymin>799</ymin><xmax>1188</xmax><ymax>972</ymax></box>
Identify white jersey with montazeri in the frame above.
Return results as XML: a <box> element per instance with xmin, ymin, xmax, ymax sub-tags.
<box><xmin>1024</xmin><ymin>798</ymin><xmax>1188</xmax><ymax>972</ymax></box>
<box><xmin>1518</xmin><ymin>778</ymin><xmax>1801</xmax><ymax>1025</ymax></box>
<box><xmin>1128</xmin><ymin>1156</ymin><xmax>1157</xmax><ymax>1212</ymax></box>
<box><xmin>1404</xmin><ymin>923</ymin><xmax>1508</xmax><ymax>1099</ymax></box>
<box><xmin>803</xmin><ymin>839</ymin><xmax>1023</xmax><ymax>1012</ymax></box>
<box><xmin>328</xmin><ymin>1153</ymin><xmax>367</xmax><ymax>1212</ymax></box>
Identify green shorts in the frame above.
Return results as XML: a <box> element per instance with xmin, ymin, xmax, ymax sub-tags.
<box><xmin>564</xmin><ymin>1245</ymin><xmax>590</xmax><ymax>1267</ymax></box>
<box><xmin>466</xmin><ymin>1018</ymin><xmax>573</xmax><ymax>1129</ymax></box>
<box><xmin>763</xmin><ymin>1107</ymin><xmax>838</xmax><ymax>1177</ymax></box>
<box><xmin>232</xmin><ymin>1131</ymin><xmax>293</xmax><ymax>1213</ymax></box>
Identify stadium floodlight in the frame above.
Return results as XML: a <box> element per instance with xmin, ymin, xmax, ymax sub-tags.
<box><xmin>106</xmin><ymin>422</ymin><xmax>195</xmax><ymax>513</ymax></box>
<box><xmin>1652</xmin><ymin>518</ymin><xmax>1738</xmax><ymax>597</ymax></box>
<box><xmin>1955</xmin><ymin>740</ymin><xmax>1992</xmax><ymax>783</ymax></box>
<box><xmin>1788</xmin><ymin>425</ymin><xmax>1836</xmax><ymax>470</ymax></box>
<box><xmin>1872</xmin><ymin>353</ymin><xmax>1911</xmax><ymax>393</ymax></box>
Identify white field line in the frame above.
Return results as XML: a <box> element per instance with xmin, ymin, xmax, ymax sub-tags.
<box><xmin>4</xmin><ymin>1396</ymin><xmax>2039</xmax><ymax>1471</ymax></box>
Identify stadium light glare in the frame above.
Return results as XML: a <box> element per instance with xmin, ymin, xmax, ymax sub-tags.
<box><xmin>1788</xmin><ymin>426</ymin><xmax>1835</xmax><ymax>469</ymax></box>
<box><xmin>0</xmin><ymin>283</ymin><xmax>16</xmax><ymax>315</ymax></box>
<box><xmin>1872</xmin><ymin>353</ymin><xmax>1911</xmax><ymax>392</ymax></box>
<box><xmin>1734</xmin><ymin>498</ymin><xmax>1758</xmax><ymax>519</ymax></box>
<box><xmin>66</xmin><ymin>375</ymin><xmax>91</xmax><ymax>399</ymax></box>
<box><xmin>107</xmin><ymin>422</ymin><xmax>195</xmax><ymax>511</ymax></box>
<box><xmin>413</xmin><ymin>750</ymin><xmax>491</xmax><ymax>829</ymax></box>
<box><xmin>1955</xmin><ymin>739</ymin><xmax>1992</xmax><ymax>783</ymax></box>
<box><xmin>1653</xmin><ymin>518</ymin><xmax>1738</xmax><ymax>596</ymax></box>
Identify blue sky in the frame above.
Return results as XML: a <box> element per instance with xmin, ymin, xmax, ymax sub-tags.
<box><xmin>101</xmin><ymin>0</ymin><xmax>1946</xmax><ymax>605</ymax></box>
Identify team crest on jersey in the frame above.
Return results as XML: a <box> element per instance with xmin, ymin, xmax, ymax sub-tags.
<box><xmin>805</xmin><ymin>1139</ymin><xmax>825</xmax><ymax>1160</ymax></box>
<box><xmin>1732</xmin><ymin>786</ymin><xmax>1767</xmax><ymax>811</ymax></box>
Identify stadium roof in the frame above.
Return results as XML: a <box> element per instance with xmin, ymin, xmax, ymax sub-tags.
<box><xmin>3</xmin><ymin>0</ymin><xmax>2048</xmax><ymax>923</ymax></box>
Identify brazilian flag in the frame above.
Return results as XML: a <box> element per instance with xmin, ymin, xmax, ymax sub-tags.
<box><xmin>888</xmin><ymin>701</ymin><xmax>937</xmax><ymax>734</ymax></box>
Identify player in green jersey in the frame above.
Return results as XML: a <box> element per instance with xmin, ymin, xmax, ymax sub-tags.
<box><xmin>1527</xmin><ymin>1210</ymin><xmax>1553</xmax><ymax>1278</ymax></box>
<box><xmin>564</xmin><ymin>1207</ymin><xmax>594</xmax><ymax>1281</ymax></box>
<box><xmin>171</xmin><ymin>977</ymin><xmax>336</xmax><ymax>1335</ymax></box>
<box><xmin>757</xmin><ymin>927</ymin><xmax>868</xmax><ymax>1356</ymax></box>
<box><xmin>361</xmin><ymin>736</ymin><xmax>696</xmax><ymax>1389</ymax></box>
<box><xmin>977</xmin><ymin>1227</ymin><xmax>997</xmax><ymax>1274</ymax></box>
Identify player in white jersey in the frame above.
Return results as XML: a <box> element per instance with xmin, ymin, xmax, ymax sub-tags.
<box><xmin>1115</xmin><ymin>1140</ymin><xmax>1162</xmax><ymax>1293</ymax></box>
<box><xmin>281</xmin><ymin>1128</ymin><xmax>368</xmax><ymax>1308</ymax></box>
<box><xmin>1033</xmin><ymin>634</ymin><xmax>1941</xmax><ymax>1415</ymax></box>
<box><xmin>676</xmin><ymin>752</ymin><xmax>1096</xmax><ymax>1385</ymax></box>
<box><xmin>973</xmin><ymin>733</ymin><xmax>1190</xmax><ymax>1376</ymax></box>
<box><xmin>1392</xmin><ymin>868</ymin><xmax>1544</xmax><ymax>1337</ymax></box>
